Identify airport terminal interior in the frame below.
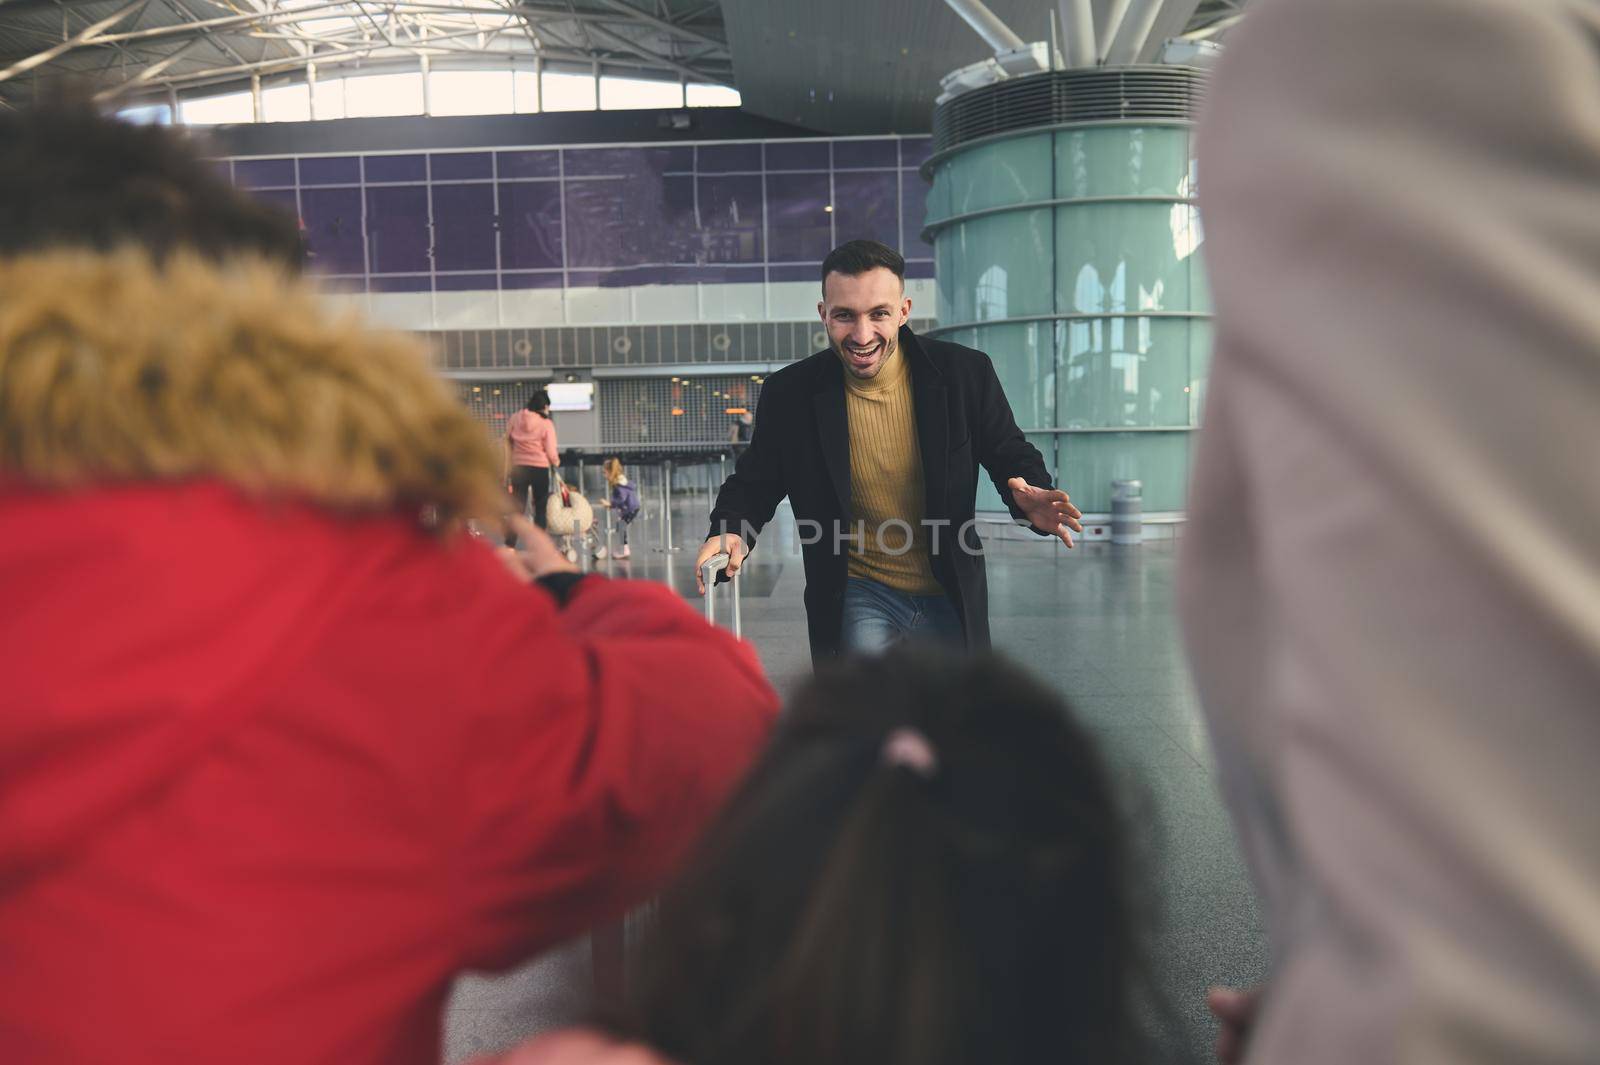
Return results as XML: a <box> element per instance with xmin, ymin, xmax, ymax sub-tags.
<box><xmin>3</xmin><ymin>1</ymin><xmax>1262</xmax><ymax>1061</ymax></box>
<box><xmin>444</xmin><ymin>497</ymin><xmax>1267</xmax><ymax>1063</ymax></box>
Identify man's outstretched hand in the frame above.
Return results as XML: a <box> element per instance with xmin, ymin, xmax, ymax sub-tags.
<box><xmin>693</xmin><ymin>532</ymin><xmax>748</xmax><ymax>595</ymax></box>
<box><xmin>1008</xmin><ymin>477</ymin><xmax>1084</xmax><ymax>547</ymax></box>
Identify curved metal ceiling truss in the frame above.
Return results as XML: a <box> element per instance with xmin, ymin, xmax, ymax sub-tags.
<box><xmin>0</xmin><ymin>0</ymin><xmax>731</xmax><ymax>109</ymax></box>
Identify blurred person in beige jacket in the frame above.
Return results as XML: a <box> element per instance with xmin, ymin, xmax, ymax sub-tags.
<box><xmin>1180</xmin><ymin>1</ymin><xmax>1600</xmax><ymax>1063</ymax></box>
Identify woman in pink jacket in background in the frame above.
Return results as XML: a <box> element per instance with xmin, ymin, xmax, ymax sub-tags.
<box><xmin>475</xmin><ymin>649</ymin><xmax>1161</xmax><ymax>1065</ymax></box>
<box><xmin>505</xmin><ymin>388</ymin><xmax>559</xmax><ymax>543</ymax></box>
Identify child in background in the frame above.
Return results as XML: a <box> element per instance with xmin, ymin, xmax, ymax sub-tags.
<box><xmin>595</xmin><ymin>457</ymin><xmax>641</xmax><ymax>561</ymax></box>
<box><xmin>474</xmin><ymin>649</ymin><xmax>1160</xmax><ymax>1065</ymax></box>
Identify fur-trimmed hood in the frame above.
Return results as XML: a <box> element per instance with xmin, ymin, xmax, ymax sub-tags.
<box><xmin>0</xmin><ymin>249</ymin><xmax>502</xmax><ymax>524</ymax></box>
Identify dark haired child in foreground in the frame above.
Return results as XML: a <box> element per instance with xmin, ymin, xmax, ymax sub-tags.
<box><xmin>475</xmin><ymin>649</ymin><xmax>1156</xmax><ymax>1065</ymax></box>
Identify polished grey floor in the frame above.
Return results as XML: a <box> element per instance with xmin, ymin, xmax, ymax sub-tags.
<box><xmin>445</xmin><ymin>498</ymin><xmax>1268</xmax><ymax>1064</ymax></box>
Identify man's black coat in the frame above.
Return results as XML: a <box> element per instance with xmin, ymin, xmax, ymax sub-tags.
<box><xmin>707</xmin><ymin>325</ymin><xmax>1053</xmax><ymax>660</ymax></box>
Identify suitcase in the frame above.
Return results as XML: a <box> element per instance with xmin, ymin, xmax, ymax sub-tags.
<box><xmin>700</xmin><ymin>552</ymin><xmax>742</xmax><ymax>637</ymax></box>
<box><xmin>592</xmin><ymin>553</ymin><xmax>741</xmax><ymax>1003</ymax></box>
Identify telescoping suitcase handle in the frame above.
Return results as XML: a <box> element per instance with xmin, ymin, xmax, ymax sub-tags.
<box><xmin>700</xmin><ymin>552</ymin><xmax>742</xmax><ymax>637</ymax></box>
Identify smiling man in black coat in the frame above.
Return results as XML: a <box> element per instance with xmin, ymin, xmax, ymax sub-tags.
<box><xmin>693</xmin><ymin>240</ymin><xmax>1082</xmax><ymax>661</ymax></box>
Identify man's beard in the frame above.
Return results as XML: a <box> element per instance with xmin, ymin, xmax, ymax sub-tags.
<box><xmin>834</xmin><ymin>333</ymin><xmax>896</xmax><ymax>378</ymax></box>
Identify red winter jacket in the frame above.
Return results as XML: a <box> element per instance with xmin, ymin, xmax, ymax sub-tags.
<box><xmin>0</xmin><ymin>481</ymin><xmax>776</xmax><ymax>1065</ymax></box>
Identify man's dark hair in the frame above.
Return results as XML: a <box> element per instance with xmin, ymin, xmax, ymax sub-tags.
<box><xmin>526</xmin><ymin>389</ymin><xmax>551</xmax><ymax>413</ymax></box>
<box><xmin>820</xmin><ymin>239</ymin><xmax>905</xmax><ymax>293</ymax></box>
<box><xmin>605</xmin><ymin>648</ymin><xmax>1166</xmax><ymax>1065</ymax></box>
<box><xmin>0</xmin><ymin>99</ymin><xmax>304</xmax><ymax>269</ymax></box>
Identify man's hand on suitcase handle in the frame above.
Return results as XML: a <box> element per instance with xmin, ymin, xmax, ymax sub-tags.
<box><xmin>694</xmin><ymin>532</ymin><xmax>747</xmax><ymax>595</ymax></box>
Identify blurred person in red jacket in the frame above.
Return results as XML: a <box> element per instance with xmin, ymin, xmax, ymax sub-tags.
<box><xmin>0</xmin><ymin>102</ymin><xmax>777</xmax><ymax>1065</ymax></box>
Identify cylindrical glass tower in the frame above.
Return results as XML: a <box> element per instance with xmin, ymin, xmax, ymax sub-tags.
<box><xmin>923</xmin><ymin>67</ymin><xmax>1210</xmax><ymax>518</ymax></box>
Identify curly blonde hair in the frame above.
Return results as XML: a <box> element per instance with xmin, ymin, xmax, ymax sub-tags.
<box><xmin>0</xmin><ymin>249</ymin><xmax>505</xmax><ymax>529</ymax></box>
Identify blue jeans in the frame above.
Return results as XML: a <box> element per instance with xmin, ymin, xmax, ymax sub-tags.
<box><xmin>841</xmin><ymin>577</ymin><xmax>964</xmax><ymax>656</ymax></box>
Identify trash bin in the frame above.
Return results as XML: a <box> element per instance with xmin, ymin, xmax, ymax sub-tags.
<box><xmin>1111</xmin><ymin>479</ymin><xmax>1143</xmax><ymax>546</ymax></box>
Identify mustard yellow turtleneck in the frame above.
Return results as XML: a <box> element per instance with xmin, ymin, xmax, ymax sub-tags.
<box><xmin>843</xmin><ymin>343</ymin><xmax>942</xmax><ymax>595</ymax></box>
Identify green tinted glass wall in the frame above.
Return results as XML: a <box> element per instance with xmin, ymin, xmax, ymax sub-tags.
<box><xmin>926</xmin><ymin>123</ymin><xmax>1210</xmax><ymax>515</ymax></box>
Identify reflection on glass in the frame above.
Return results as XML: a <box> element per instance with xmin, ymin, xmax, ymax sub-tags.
<box><xmin>1059</xmin><ymin>318</ymin><xmax>1200</xmax><ymax>429</ymax></box>
<box><xmin>1058</xmin><ymin>432</ymin><xmax>1192</xmax><ymax>512</ymax></box>
<box><xmin>930</xmin><ymin>134</ymin><xmax>1050</xmax><ymax>221</ymax></box>
<box><xmin>1055</xmin><ymin>203</ymin><xmax>1197</xmax><ymax>315</ymax></box>
<box><xmin>929</xmin><ymin>124</ymin><xmax>1209</xmax><ymax>515</ymax></box>
<box><xmin>233</xmin><ymin>135</ymin><xmax>936</xmax><ymax>293</ymax></box>
<box><xmin>1053</xmin><ymin>126</ymin><xmax>1193</xmax><ymax>199</ymax></box>
<box><xmin>976</xmin><ymin>265</ymin><xmax>1008</xmax><ymax>321</ymax></box>
<box><xmin>938</xmin><ymin>211</ymin><xmax>1052</xmax><ymax>324</ymax></box>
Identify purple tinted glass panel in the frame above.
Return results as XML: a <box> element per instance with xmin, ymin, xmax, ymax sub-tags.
<box><xmin>563</xmin><ymin>146</ymin><xmax>676</xmax><ymax>178</ymax></box>
<box><xmin>833</xmin><ymin>138</ymin><xmax>899</xmax><ymax>170</ymax></box>
<box><xmin>764</xmin><ymin>140</ymin><xmax>829</xmax><ymax>171</ymax></box>
<box><xmin>370</xmin><ymin>275</ymin><xmax>432</xmax><ymax>293</ymax></box>
<box><xmin>831</xmin><ymin>171</ymin><xmax>899</xmax><ymax>249</ymax></box>
<box><xmin>901</xmin><ymin>171</ymin><xmax>934</xmax><ymax>257</ymax></box>
<box><xmin>653</xmin><ymin>174</ymin><xmax>696</xmax><ymax>263</ymax></box>
<box><xmin>499</xmin><ymin>181</ymin><xmax>563</xmax><ymax>270</ymax></box>
<box><xmin>660</xmin><ymin>145</ymin><xmax>694</xmax><ymax>173</ymax></box>
<box><xmin>564</xmin><ymin>178</ymin><xmax>637</xmax><ymax>268</ymax></box>
<box><xmin>300</xmin><ymin>186</ymin><xmax>365</xmax><ymax>275</ymax></box>
<box><xmin>904</xmin><ymin>260</ymin><xmax>936</xmax><ymax>280</ymax></box>
<box><xmin>675</xmin><ymin>264</ymin><xmax>765</xmax><ymax>284</ymax></box>
<box><xmin>900</xmin><ymin>137</ymin><xmax>933</xmax><ymax>168</ymax></box>
<box><xmin>298</xmin><ymin>156</ymin><xmax>360</xmax><ymax>185</ymax></box>
<box><xmin>431</xmin><ymin>152</ymin><xmax>492</xmax><ymax>181</ymax></box>
<box><xmin>696</xmin><ymin>143</ymin><xmax>761</xmax><ymax>173</ymax></box>
<box><xmin>435</xmin><ymin>273</ymin><xmax>497</xmax><ymax>291</ymax></box>
<box><xmin>497</xmin><ymin>150</ymin><xmax>558</xmax><ymax>179</ymax></box>
<box><xmin>696</xmin><ymin>175</ymin><xmax>763</xmax><ymax>263</ymax></box>
<box><xmin>566</xmin><ymin>169</ymin><xmax>690</xmax><ymax>268</ymax></box>
<box><xmin>502</xmin><ymin>271</ymin><xmax>564</xmax><ymax>290</ymax></box>
<box><xmin>251</xmin><ymin>187</ymin><xmax>299</xmax><ymax>219</ymax></box>
<box><xmin>234</xmin><ymin>158</ymin><xmax>295</xmax><ymax>188</ymax></box>
<box><xmin>765</xmin><ymin>172</ymin><xmax>832</xmax><ymax>263</ymax></box>
<box><xmin>431</xmin><ymin>183</ymin><xmax>496</xmax><ymax>271</ymax></box>
<box><xmin>211</xmin><ymin>160</ymin><xmax>233</xmax><ymax>182</ymax></box>
<box><xmin>364</xmin><ymin>154</ymin><xmax>426</xmax><ymax>183</ymax></box>
<box><xmin>768</xmin><ymin>264</ymin><xmax>818</xmax><ymax>282</ymax></box>
<box><xmin>570</xmin><ymin>266</ymin><xmax>666</xmax><ymax>288</ymax></box>
<box><xmin>365</xmin><ymin>185</ymin><xmax>430</xmax><ymax>273</ymax></box>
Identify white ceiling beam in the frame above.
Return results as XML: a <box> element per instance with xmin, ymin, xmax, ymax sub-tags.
<box><xmin>0</xmin><ymin>0</ymin><xmax>148</xmax><ymax>85</ymax></box>
<box><xmin>585</xmin><ymin>20</ymin><xmax>729</xmax><ymax>86</ymax></box>
<box><xmin>165</xmin><ymin>0</ymin><xmax>260</xmax><ymax>66</ymax></box>
<box><xmin>128</xmin><ymin>31</ymin><xmax>722</xmax><ymax>96</ymax></box>
<box><xmin>943</xmin><ymin>0</ymin><xmax>1026</xmax><ymax>53</ymax></box>
<box><xmin>589</xmin><ymin>0</ymin><xmax>726</xmax><ymax>52</ymax></box>
<box><xmin>1134</xmin><ymin>0</ymin><xmax>1203</xmax><ymax>61</ymax></box>
<box><xmin>1059</xmin><ymin>0</ymin><xmax>1096</xmax><ymax>67</ymax></box>
<box><xmin>1178</xmin><ymin>8</ymin><xmax>1245</xmax><ymax>41</ymax></box>
<box><xmin>72</xmin><ymin>2</ymin><xmax>359</xmax><ymax>48</ymax></box>
<box><xmin>1095</xmin><ymin>0</ymin><xmax>1132</xmax><ymax>61</ymax></box>
<box><xmin>93</xmin><ymin>34</ymin><xmax>206</xmax><ymax>98</ymax></box>
<box><xmin>1100</xmin><ymin>0</ymin><xmax>1161</xmax><ymax>65</ymax></box>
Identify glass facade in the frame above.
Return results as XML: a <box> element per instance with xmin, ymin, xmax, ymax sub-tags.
<box><xmin>927</xmin><ymin>124</ymin><xmax>1209</xmax><ymax>514</ymax></box>
<box><xmin>222</xmin><ymin>136</ymin><xmax>935</xmax><ymax>294</ymax></box>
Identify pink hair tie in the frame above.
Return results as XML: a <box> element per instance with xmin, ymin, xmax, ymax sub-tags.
<box><xmin>881</xmin><ymin>727</ymin><xmax>939</xmax><ymax>778</ymax></box>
